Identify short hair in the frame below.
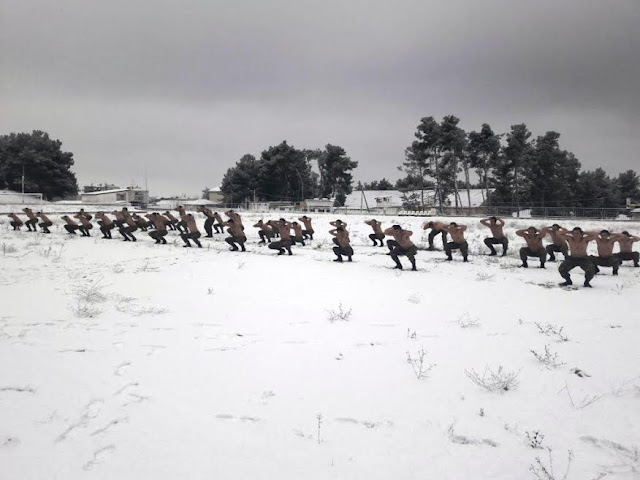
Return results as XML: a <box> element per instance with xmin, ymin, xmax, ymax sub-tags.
<box><xmin>279</xmin><ymin>218</ymin><xmax>286</xmax><ymax>222</ymax></box>
<box><xmin>528</xmin><ymin>226</ymin><xmax>537</xmax><ymax>231</ymax></box>
<box><xmin>392</xmin><ymin>224</ymin><xmax>401</xmax><ymax>230</ymax></box>
<box><xmin>622</xmin><ymin>231</ymin><xmax>630</xmax><ymax>236</ymax></box>
<box><xmin>490</xmin><ymin>216</ymin><xmax>497</xmax><ymax>221</ymax></box>
<box><xmin>600</xmin><ymin>229</ymin><xmax>609</xmax><ymax>235</ymax></box>
<box><xmin>450</xmin><ymin>222</ymin><xmax>457</xmax><ymax>227</ymax></box>
<box><xmin>337</xmin><ymin>219</ymin><xmax>343</xmax><ymax>223</ymax></box>
<box><xmin>572</xmin><ymin>227</ymin><xmax>583</xmax><ymax>233</ymax></box>
<box><xmin>552</xmin><ymin>223</ymin><xmax>560</xmax><ymax>228</ymax></box>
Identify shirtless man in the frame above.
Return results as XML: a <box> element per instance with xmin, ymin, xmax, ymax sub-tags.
<box><xmin>212</xmin><ymin>212</ymin><xmax>225</xmax><ymax>234</ymax></box>
<box><xmin>95</xmin><ymin>211</ymin><xmax>115</xmax><ymax>239</ymax></box>
<box><xmin>556</xmin><ymin>227</ymin><xmax>598</xmax><ymax>287</ymax></box>
<box><xmin>481</xmin><ymin>217</ymin><xmax>508</xmax><ymax>256</ymax></box>
<box><xmin>515</xmin><ymin>226</ymin><xmax>550</xmax><ymax>268</ymax></box>
<box><xmin>298</xmin><ymin>216</ymin><xmax>314</xmax><ymax>240</ymax></box>
<box><xmin>78</xmin><ymin>209</ymin><xmax>93</xmax><ymax>222</ymax></box>
<box><xmin>119</xmin><ymin>208</ymin><xmax>138</xmax><ymax>242</ymax></box>
<box><xmin>329</xmin><ymin>219</ymin><xmax>348</xmax><ymax>246</ymax></box>
<box><xmin>176</xmin><ymin>206</ymin><xmax>188</xmax><ymax>234</ymax></box>
<box><xmin>437</xmin><ymin>222</ymin><xmax>469</xmax><ymax>262</ymax></box>
<box><xmin>268</xmin><ymin>218</ymin><xmax>293</xmax><ymax>255</ymax></box>
<box><xmin>163</xmin><ymin>211</ymin><xmax>179</xmax><ymax>231</ymax></box>
<box><xmin>226</xmin><ymin>210</ymin><xmax>244</xmax><ymax>230</ymax></box>
<box><xmin>111</xmin><ymin>210</ymin><xmax>126</xmax><ymax>229</ymax></box>
<box><xmin>36</xmin><ymin>212</ymin><xmax>53</xmax><ymax>234</ymax></box>
<box><xmin>365</xmin><ymin>219</ymin><xmax>385</xmax><ymax>247</ymax></box>
<box><xmin>197</xmin><ymin>206</ymin><xmax>215</xmax><ymax>237</ymax></box>
<box><xmin>330</xmin><ymin>226</ymin><xmax>354</xmax><ymax>262</ymax></box>
<box><xmin>384</xmin><ymin>225</ymin><xmax>417</xmax><ymax>270</ymax></box>
<box><xmin>588</xmin><ymin>230</ymin><xmax>623</xmax><ymax>275</ymax></box>
<box><xmin>148</xmin><ymin>213</ymin><xmax>168</xmax><ymax>244</ymax></box>
<box><xmin>291</xmin><ymin>221</ymin><xmax>306</xmax><ymax>246</ymax></box>
<box><xmin>267</xmin><ymin>219</ymin><xmax>281</xmax><ymax>237</ymax></box>
<box><xmin>545</xmin><ymin>224</ymin><xmax>569</xmax><ymax>262</ymax></box>
<box><xmin>224</xmin><ymin>219</ymin><xmax>247</xmax><ymax>252</ymax></box>
<box><xmin>132</xmin><ymin>213</ymin><xmax>151</xmax><ymax>231</ymax></box>
<box><xmin>181</xmin><ymin>214</ymin><xmax>202</xmax><ymax>248</ymax></box>
<box><xmin>73</xmin><ymin>212</ymin><xmax>93</xmax><ymax>237</ymax></box>
<box><xmin>253</xmin><ymin>219</ymin><xmax>274</xmax><ymax>244</ymax></box>
<box><xmin>7</xmin><ymin>213</ymin><xmax>23</xmax><ymax>230</ymax></box>
<box><xmin>614</xmin><ymin>231</ymin><xmax>640</xmax><ymax>267</ymax></box>
<box><xmin>61</xmin><ymin>215</ymin><xmax>80</xmax><ymax>234</ymax></box>
<box><xmin>423</xmin><ymin>220</ymin><xmax>448</xmax><ymax>251</ymax></box>
<box><xmin>22</xmin><ymin>208</ymin><xmax>39</xmax><ymax>232</ymax></box>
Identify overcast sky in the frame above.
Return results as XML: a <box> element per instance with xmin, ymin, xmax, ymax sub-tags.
<box><xmin>1</xmin><ymin>0</ymin><xmax>638</xmax><ymax>197</ymax></box>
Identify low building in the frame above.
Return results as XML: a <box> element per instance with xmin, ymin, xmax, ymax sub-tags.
<box><xmin>81</xmin><ymin>187</ymin><xmax>149</xmax><ymax>207</ymax></box>
<box><xmin>301</xmin><ymin>198</ymin><xmax>333</xmax><ymax>213</ymax></box>
<box><xmin>268</xmin><ymin>202</ymin><xmax>297</xmax><ymax>212</ymax></box>
<box><xmin>208</xmin><ymin>187</ymin><xmax>224</xmax><ymax>204</ymax></box>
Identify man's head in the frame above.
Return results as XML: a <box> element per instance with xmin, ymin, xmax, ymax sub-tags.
<box><xmin>490</xmin><ymin>216</ymin><xmax>497</xmax><ymax>223</ymax></box>
<box><xmin>337</xmin><ymin>219</ymin><xmax>343</xmax><ymax>223</ymax></box>
<box><xmin>279</xmin><ymin>218</ymin><xmax>286</xmax><ymax>223</ymax></box>
<box><xmin>450</xmin><ymin>222</ymin><xmax>457</xmax><ymax>227</ymax></box>
<box><xmin>527</xmin><ymin>226</ymin><xmax>537</xmax><ymax>234</ymax></box>
<box><xmin>302</xmin><ymin>215</ymin><xmax>308</xmax><ymax>219</ymax></box>
<box><xmin>392</xmin><ymin>224</ymin><xmax>401</xmax><ymax>230</ymax></box>
<box><xmin>337</xmin><ymin>226</ymin><xmax>344</xmax><ymax>232</ymax></box>
<box><xmin>622</xmin><ymin>231</ymin><xmax>630</xmax><ymax>236</ymax></box>
<box><xmin>599</xmin><ymin>229</ymin><xmax>610</xmax><ymax>238</ymax></box>
<box><xmin>551</xmin><ymin>223</ymin><xmax>560</xmax><ymax>230</ymax></box>
<box><xmin>571</xmin><ymin>227</ymin><xmax>583</xmax><ymax>238</ymax></box>
<box><xmin>427</xmin><ymin>221</ymin><xmax>434</xmax><ymax>228</ymax></box>
<box><xmin>293</xmin><ymin>221</ymin><xmax>298</xmax><ymax>226</ymax></box>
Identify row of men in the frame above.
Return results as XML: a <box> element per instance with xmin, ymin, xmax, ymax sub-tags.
<box><xmin>6</xmin><ymin>209</ymin><xmax>640</xmax><ymax>286</ymax></box>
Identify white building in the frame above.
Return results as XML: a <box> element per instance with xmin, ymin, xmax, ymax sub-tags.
<box><xmin>81</xmin><ymin>187</ymin><xmax>149</xmax><ymax>206</ymax></box>
<box><xmin>301</xmin><ymin>198</ymin><xmax>334</xmax><ymax>213</ymax></box>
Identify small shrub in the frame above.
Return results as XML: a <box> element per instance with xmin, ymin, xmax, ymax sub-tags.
<box><xmin>327</xmin><ymin>303</ymin><xmax>352</xmax><ymax>322</ymax></box>
<box><xmin>526</xmin><ymin>430</ymin><xmax>545</xmax><ymax>449</ymax></box>
<box><xmin>465</xmin><ymin>365</ymin><xmax>520</xmax><ymax>392</ymax></box>
<box><xmin>457</xmin><ymin>313</ymin><xmax>480</xmax><ymax>328</ymax></box>
<box><xmin>531</xmin><ymin>345</ymin><xmax>565</xmax><ymax>369</ymax></box>
<box><xmin>535</xmin><ymin>322</ymin><xmax>569</xmax><ymax>342</ymax></box>
<box><xmin>406</xmin><ymin>347</ymin><xmax>436</xmax><ymax>379</ymax></box>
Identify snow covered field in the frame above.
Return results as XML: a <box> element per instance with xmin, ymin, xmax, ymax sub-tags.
<box><xmin>1</xmin><ymin>213</ymin><xmax>639</xmax><ymax>479</ymax></box>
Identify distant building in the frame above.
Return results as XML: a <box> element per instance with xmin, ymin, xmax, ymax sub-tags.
<box><xmin>82</xmin><ymin>184</ymin><xmax>120</xmax><ymax>193</ymax></box>
<box><xmin>81</xmin><ymin>187</ymin><xmax>149</xmax><ymax>206</ymax></box>
<box><xmin>207</xmin><ymin>187</ymin><xmax>224</xmax><ymax>204</ymax></box>
<box><xmin>301</xmin><ymin>198</ymin><xmax>333</xmax><ymax>213</ymax></box>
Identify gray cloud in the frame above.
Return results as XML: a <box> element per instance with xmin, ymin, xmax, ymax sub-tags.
<box><xmin>1</xmin><ymin>0</ymin><xmax>639</xmax><ymax>196</ymax></box>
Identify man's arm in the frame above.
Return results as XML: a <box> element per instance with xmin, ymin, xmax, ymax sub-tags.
<box><xmin>365</xmin><ymin>220</ymin><xmax>373</xmax><ymax>226</ymax></box>
<box><xmin>458</xmin><ymin>225</ymin><xmax>468</xmax><ymax>232</ymax></box>
<box><xmin>496</xmin><ymin>218</ymin><xmax>505</xmax><ymax>226</ymax></box>
<box><xmin>584</xmin><ymin>231</ymin><xmax>600</xmax><ymax>241</ymax></box>
<box><xmin>329</xmin><ymin>229</ymin><xmax>338</xmax><ymax>237</ymax></box>
<box><xmin>479</xmin><ymin>218</ymin><xmax>490</xmax><ymax>226</ymax></box>
<box><xmin>515</xmin><ymin>229</ymin><xmax>527</xmax><ymax>237</ymax></box>
<box><xmin>383</xmin><ymin>227</ymin><xmax>395</xmax><ymax>235</ymax></box>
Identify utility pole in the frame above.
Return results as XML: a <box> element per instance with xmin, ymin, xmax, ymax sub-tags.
<box><xmin>21</xmin><ymin>165</ymin><xmax>25</xmax><ymax>204</ymax></box>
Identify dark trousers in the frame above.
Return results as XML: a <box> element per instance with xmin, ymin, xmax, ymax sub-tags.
<box><xmin>590</xmin><ymin>255</ymin><xmax>621</xmax><ymax>275</ymax></box>
<box><xmin>445</xmin><ymin>241</ymin><xmax>469</xmax><ymax>261</ymax></box>
<box><xmin>292</xmin><ymin>235</ymin><xmax>306</xmax><ymax>246</ymax></box>
<box><xmin>79</xmin><ymin>224</ymin><xmax>93</xmax><ymax>237</ymax></box>
<box><xmin>119</xmin><ymin>225</ymin><xmax>138</xmax><ymax>241</ymax></box>
<box><xmin>25</xmin><ymin>218</ymin><xmax>38</xmax><ymax>231</ymax></box>
<box><xmin>181</xmin><ymin>231</ymin><xmax>202</xmax><ymax>247</ymax></box>
<box><xmin>546</xmin><ymin>243</ymin><xmax>568</xmax><ymax>261</ymax></box>
<box><xmin>520</xmin><ymin>247</ymin><xmax>546</xmax><ymax>267</ymax></box>
<box><xmin>213</xmin><ymin>222</ymin><xmax>224</xmax><ymax>234</ymax></box>
<box><xmin>485</xmin><ymin>237</ymin><xmax>508</xmax><ymax>255</ymax></box>
<box><xmin>333</xmin><ymin>245</ymin><xmax>354</xmax><ymax>262</ymax></box>
<box><xmin>204</xmin><ymin>217</ymin><xmax>214</xmax><ymax>236</ymax></box>
<box><xmin>428</xmin><ymin>229</ymin><xmax>447</xmax><ymax>250</ymax></box>
<box><xmin>614</xmin><ymin>251</ymin><xmax>640</xmax><ymax>267</ymax></box>
<box><xmin>10</xmin><ymin>221</ymin><xmax>22</xmax><ymax>230</ymax></box>
<box><xmin>258</xmin><ymin>230</ymin><xmax>273</xmax><ymax>243</ymax></box>
<box><xmin>64</xmin><ymin>224</ymin><xmax>79</xmax><ymax>234</ymax></box>
<box><xmin>302</xmin><ymin>229</ymin><xmax>314</xmax><ymax>240</ymax></box>
<box><xmin>100</xmin><ymin>224</ymin><xmax>115</xmax><ymax>238</ymax></box>
<box><xmin>390</xmin><ymin>244</ymin><xmax>418</xmax><ymax>270</ymax></box>
<box><xmin>176</xmin><ymin>220</ymin><xmax>188</xmax><ymax>234</ymax></box>
<box><xmin>225</xmin><ymin>235</ymin><xmax>247</xmax><ymax>251</ymax></box>
<box><xmin>559</xmin><ymin>256</ymin><xmax>596</xmax><ymax>284</ymax></box>
<box><xmin>38</xmin><ymin>221</ymin><xmax>53</xmax><ymax>233</ymax></box>
<box><xmin>269</xmin><ymin>239</ymin><xmax>292</xmax><ymax>255</ymax></box>
<box><xmin>149</xmin><ymin>229</ymin><xmax>168</xmax><ymax>244</ymax></box>
<box><xmin>369</xmin><ymin>232</ymin><xmax>385</xmax><ymax>246</ymax></box>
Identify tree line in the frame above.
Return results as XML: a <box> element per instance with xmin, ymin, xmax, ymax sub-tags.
<box><xmin>220</xmin><ymin>141</ymin><xmax>358</xmax><ymax>206</ymax></box>
<box><xmin>393</xmin><ymin>116</ymin><xmax>639</xmax><ymax>212</ymax></box>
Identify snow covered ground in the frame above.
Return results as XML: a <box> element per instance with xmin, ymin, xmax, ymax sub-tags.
<box><xmin>1</xmin><ymin>213</ymin><xmax>639</xmax><ymax>479</ymax></box>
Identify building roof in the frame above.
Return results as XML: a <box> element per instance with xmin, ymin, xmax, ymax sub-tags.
<box><xmin>343</xmin><ymin>188</ymin><xmax>491</xmax><ymax>209</ymax></box>
<box><xmin>82</xmin><ymin>188</ymin><xmax>147</xmax><ymax>196</ymax></box>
